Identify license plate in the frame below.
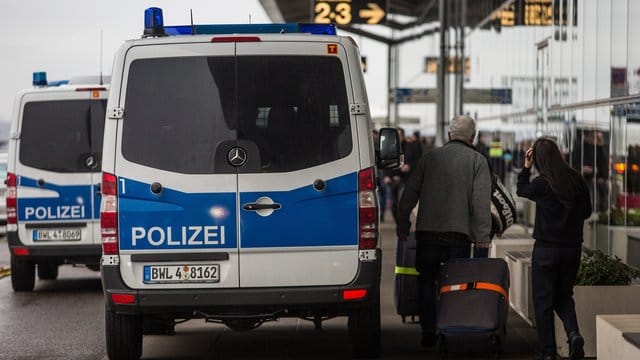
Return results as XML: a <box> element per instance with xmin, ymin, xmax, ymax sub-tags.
<box><xmin>143</xmin><ymin>264</ymin><xmax>220</xmax><ymax>284</ymax></box>
<box><xmin>33</xmin><ymin>229</ymin><xmax>81</xmax><ymax>241</ymax></box>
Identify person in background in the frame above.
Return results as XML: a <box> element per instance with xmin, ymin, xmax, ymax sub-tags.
<box><xmin>396</xmin><ymin>115</ymin><xmax>492</xmax><ymax>348</ymax></box>
<box><xmin>572</xmin><ymin>130</ymin><xmax>608</xmax><ymax>213</ymax></box>
<box><xmin>476</xmin><ymin>132</ymin><xmax>489</xmax><ymax>157</ymax></box>
<box><xmin>517</xmin><ymin>138</ymin><xmax>591</xmax><ymax>360</ymax></box>
<box><xmin>385</xmin><ymin>127</ymin><xmax>422</xmax><ymax>223</ymax></box>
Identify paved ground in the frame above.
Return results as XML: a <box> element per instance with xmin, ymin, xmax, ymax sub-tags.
<box><xmin>0</xmin><ymin>221</ymin><xmax>540</xmax><ymax>359</ymax></box>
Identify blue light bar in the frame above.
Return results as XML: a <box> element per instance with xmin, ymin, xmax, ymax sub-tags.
<box><xmin>33</xmin><ymin>72</ymin><xmax>47</xmax><ymax>86</ymax></box>
<box><xmin>47</xmin><ymin>80</ymin><xmax>69</xmax><ymax>87</ymax></box>
<box><xmin>298</xmin><ymin>24</ymin><xmax>337</xmax><ymax>35</ymax></box>
<box><xmin>163</xmin><ymin>23</ymin><xmax>336</xmax><ymax>36</ymax></box>
<box><xmin>143</xmin><ymin>7</ymin><xmax>337</xmax><ymax>37</ymax></box>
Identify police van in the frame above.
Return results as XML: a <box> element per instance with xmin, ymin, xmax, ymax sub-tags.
<box><xmin>6</xmin><ymin>73</ymin><xmax>108</xmax><ymax>291</ymax></box>
<box><xmin>100</xmin><ymin>8</ymin><xmax>401</xmax><ymax>359</ymax></box>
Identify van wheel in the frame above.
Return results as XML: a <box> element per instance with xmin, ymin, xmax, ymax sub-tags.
<box><xmin>106</xmin><ymin>304</ymin><xmax>143</xmax><ymax>360</ymax></box>
<box><xmin>348</xmin><ymin>289</ymin><xmax>381</xmax><ymax>358</ymax></box>
<box><xmin>11</xmin><ymin>256</ymin><xmax>35</xmax><ymax>292</ymax></box>
<box><xmin>38</xmin><ymin>263</ymin><xmax>59</xmax><ymax>280</ymax></box>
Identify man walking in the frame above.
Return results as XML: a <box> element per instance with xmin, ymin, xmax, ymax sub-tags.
<box><xmin>396</xmin><ymin>115</ymin><xmax>492</xmax><ymax>347</ymax></box>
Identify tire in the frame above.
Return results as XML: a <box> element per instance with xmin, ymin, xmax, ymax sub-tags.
<box><xmin>348</xmin><ymin>289</ymin><xmax>381</xmax><ymax>359</ymax></box>
<box><xmin>11</xmin><ymin>255</ymin><xmax>35</xmax><ymax>292</ymax></box>
<box><xmin>105</xmin><ymin>304</ymin><xmax>143</xmax><ymax>360</ymax></box>
<box><xmin>37</xmin><ymin>263</ymin><xmax>59</xmax><ymax>280</ymax></box>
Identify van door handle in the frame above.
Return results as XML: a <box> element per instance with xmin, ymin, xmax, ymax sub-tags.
<box><xmin>242</xmin><ymin>203</ymin><xmax>281</xmax><ymax>211</ymax></box>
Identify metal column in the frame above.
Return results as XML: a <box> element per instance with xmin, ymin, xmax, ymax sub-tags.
<box><xmin>437</xmin><ymin>0</ymin><xmax>448</xmax><ymax>146</ymax></box>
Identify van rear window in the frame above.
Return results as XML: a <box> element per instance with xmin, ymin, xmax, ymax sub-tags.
<box><xmin>123</xmin><ymin>55</ymin><xmax>352</xmax><ymax>174</ymax></box>
<box><xmin>237</xmin><ymin>56</ymin><xmax>352</xmax><ymax>173</ymax></box>
<box><xmin>20</xmin><ymin>100</ymin><xmax>106</xmax><ymax>173</ymax></box>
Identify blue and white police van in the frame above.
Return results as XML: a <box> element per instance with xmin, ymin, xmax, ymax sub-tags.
<box><xmin>100</xmin><ymin>8</ymin><xmax>401</xmax><ymax>359</ymax></box>
<box><xmin>6</xmin><ymin>73</ymin><xmax>108</xmax><ymax>291</ymax></box>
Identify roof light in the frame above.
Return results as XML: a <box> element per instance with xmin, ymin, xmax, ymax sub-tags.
<box><xmin>33</xmin><ymin>72</ymin><xmax>47</xmax><ymax>86</ymax></box>
<box><xmin>144</xmin><ymin>8</ymin><xmax>337</xmax><ymax>37</ymax></box>
<box><xmin>144</xmin><ymin>7</ymin><xmax>166</xmax><ymax>37</ymax></box>
<box><xmin>47</xmin><ymin>80</ymin><xmax>69</xmax><ymax>86</ymax></box>
<box><xmin>298</xmin><ymin>24</ymin><xmax>337</xmax><ymax>35</ymax></box>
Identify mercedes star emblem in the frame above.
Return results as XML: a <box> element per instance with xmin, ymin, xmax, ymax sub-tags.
<box><xmin>227</xmin><ymin>147</ymin><xmax>248</xmax><ymax>167</ymax></box>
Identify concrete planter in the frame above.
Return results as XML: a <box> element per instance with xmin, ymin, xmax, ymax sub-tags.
<box><xmin>554</xmin><ymin>285</ymin><xmax>640</xmax><ymax>358</ymax></box>
<box><xmin>589</xmin><ymin>224</ymin><xmax>640</xmax><ymax>268</ymax></box>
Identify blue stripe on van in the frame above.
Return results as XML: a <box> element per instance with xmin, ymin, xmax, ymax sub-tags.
<box><xmin>239</xmin><ymin>172</ymin><xmax>358</xmax><ymax>248</ymax></box>
<box><xmin>116</xmin><ymin>172</ymin><xmax>358</xmax><ymax>250</ymax></box>
<box><xmin>117</xmin><ymin>177</ymin><xmax>238</xmax><ymax>250</ymax></box>
<box><xmin>17</xmin><ymin>176</ymin><xmax>96</xmax><ymax>221</ymax></box>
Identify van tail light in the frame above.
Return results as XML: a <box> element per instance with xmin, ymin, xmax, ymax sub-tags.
<box><xmin>101</xmin><ymin>172</ymin><xmax>119</xmax><ymax>255</ymax></box>
<box><xmin>111</xmin><ymin>293</ymin><xmax>136</xmax><ymax>305</ymax></box>
<box><xmin>358</xmin><ymin>167</ymin><xmax>378</xmax><ymax>250</ymax></box>
<box><xmin>6</xmin><ymin>172</ymin><xmax>17</xmax><ymax>225</ymax></box>
<box><xmin>342</xmin><ymin>289</ymin><xmax>367</xmax><ymax>301</ymax></box>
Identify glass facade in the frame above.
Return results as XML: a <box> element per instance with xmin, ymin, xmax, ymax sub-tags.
<box><xmin>466</xmin><ymin>0</ymin><xmax>640</xmax><ymax>268</ymax></box>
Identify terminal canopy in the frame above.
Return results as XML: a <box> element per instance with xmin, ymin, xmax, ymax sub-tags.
<box><xmin>259</xmin><ymin>0</ymin><xmax>508</xmax><ymax>44</ymax></box>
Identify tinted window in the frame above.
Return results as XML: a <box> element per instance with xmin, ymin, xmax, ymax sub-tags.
<box><xmin>237</xmin><ymin>56</ymin><xmax>352</xmax><ymax>173</ymax></box>
<box><xmin>122</xmin><ymin>55</ymin><xmax>351</xmax><ymax>174</ymax></box>
<box><xmin>123</xmin><ymin>57</ymin><xmax>237</xmax><ymax>174</ymax></box>
<box><xmin>20</xmin><ymin>100</ymin><xmax>106</xmax><ymax>172</ymax></box>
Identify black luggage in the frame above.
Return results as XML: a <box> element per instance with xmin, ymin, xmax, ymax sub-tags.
<box><xmin>436</xmin><ymin>256</ymin><xmax>510</xmax><ymax>358</ymax></box>
<box><xmin>394</xmin><ymin>233</ymin><xmax>420</xmax><ymax>323</ymax></box>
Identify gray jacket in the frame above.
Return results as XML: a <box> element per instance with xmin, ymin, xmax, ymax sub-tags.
<box><xmin>397</xmin><ymin>140</ymin><xmax>492</xmax><ymax>242</ymax></box>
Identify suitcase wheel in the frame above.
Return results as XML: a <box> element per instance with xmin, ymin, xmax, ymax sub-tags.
<box><xmin>490</xmin><ymin>334</ymin><xmax>503</xmax><ymax>359</ymax></box>
<box><xmin>437</xmin><ymin>335</ymin><xmax>447</xmax><ymax>358</ymax></box>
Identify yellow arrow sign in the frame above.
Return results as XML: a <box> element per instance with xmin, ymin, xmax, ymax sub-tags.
<box><xmin>359</xmin><ymin>3</ymin><xmax>385</xmax><ymax>24</ymax></box>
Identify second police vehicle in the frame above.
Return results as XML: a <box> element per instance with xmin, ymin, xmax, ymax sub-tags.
<box><xmin>6</xmin><ymin>73</ymin><xmax>108</xmax><ymax>291</ymax></box>
<box><xmin>100</xmin><ymin>8</ymin><xmax>401</xmax><ymax>359</ymax></box>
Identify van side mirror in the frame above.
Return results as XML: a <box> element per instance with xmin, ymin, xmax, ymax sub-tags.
<box><xmin>377</xmin><ymin>127</ymin><xmax>402</xmax><ymax>169</ymax></box>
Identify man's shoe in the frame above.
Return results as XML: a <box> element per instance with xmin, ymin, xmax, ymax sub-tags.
<box><xmin>568</xmin><ymin>331</ymin><xmax>585</xmax><ymax>360</ymax></box>
<box><xmin>421</xmin><ymin>332</ymin><xmax>436</xmax><ymax>347</ymax></box>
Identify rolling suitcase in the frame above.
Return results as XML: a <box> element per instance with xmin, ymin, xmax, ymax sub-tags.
<box><xmin>436</xmin><ymin>253</ymin><xmax>510</xmax><ymax>358</ymax></box>
<box><xmin>394</xmin><ymin>233</ymin><xmax>420</xmax><ymax>323</ymax></box>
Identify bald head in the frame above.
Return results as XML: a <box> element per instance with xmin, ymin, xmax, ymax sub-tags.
<box><xmin>448</xmin><ymin>115</ymin><xmax>476</xmax><ymax>144</ymax></box>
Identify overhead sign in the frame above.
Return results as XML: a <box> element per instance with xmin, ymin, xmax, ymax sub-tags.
<box><xmin>465</xmin><ymin>88</ymin><xmax>513</xmax><ymax>104</ymax></box>
<box><xmin>393</xmin><ymin>88</ymin><xmax>512</xmax><ymax>104</ymax></box>
<box><xmin>425</xmin><ymin>57</ymin><xmax>470</xmax><ymax>75</ymax></box>
<box><xmin>495</xmin><ymin>0</ymin><xmax>577</xmax><ymax>27</ymax></box>
<box><xmin>393</xmin><ymin>88</ymin><xmax>439</xmax><ymax>103</ymax></box>
<box><xmin>314</xmin><ymin>0</ymin><xmax>386</xmax><ymax>25</ymax></box>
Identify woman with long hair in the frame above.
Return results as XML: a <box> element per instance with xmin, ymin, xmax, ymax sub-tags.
<box><xmin>516</xmin><ymin>138</ymin><xmax>591</xmax><ymax>360</ymax></box>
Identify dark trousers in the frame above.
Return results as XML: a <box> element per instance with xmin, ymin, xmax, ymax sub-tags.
<box><xmin>531</xmin><ymin>244</ymin><xmax>582</xmax><ymax>355</ymax></box>
<box><xmin>389</xmin><ymin>177</ymin><xmax>404</xmax><ymax>223</ymax></box>
<box><xmin>415</xmin><ymin>231</ymin><xmax>471</xmax><ymax>334</ymax></box>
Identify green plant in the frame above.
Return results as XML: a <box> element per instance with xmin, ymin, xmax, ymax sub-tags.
<box><xmin>576</xmin><ymin>250</ymin><xmax>640</xmax><ymax>286</ymax></box>
<box><xmin>597</xmin><ymin>209</ymin><xmax>640</xmax><ymax>226</ymax></box>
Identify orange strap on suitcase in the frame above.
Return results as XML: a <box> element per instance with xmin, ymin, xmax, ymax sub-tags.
<box><xmin>439</xmin><ymin>282</ymin><xmax>509</xmax><ymax>304</ymax></box>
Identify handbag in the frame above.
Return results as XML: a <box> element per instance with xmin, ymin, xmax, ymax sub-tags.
<box><xmin>489</xmin><ymin>173</ymin><xmax>517</xmax><ymax>237</ymax></box>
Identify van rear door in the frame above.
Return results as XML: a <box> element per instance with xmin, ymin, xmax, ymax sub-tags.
<box><xmin>115</xmin><ymin>43</ymin><xmax>240</xmax><ymax>289</ymax></box>
<box><xmin>16</xmin><ymin>91</ymin><xmax>106</xmax><ymax>248</ymax></box>
<box><xmin>235</xmin><ymin>41</ymin><xmax>360</xmax><ymax>287</ymax></box>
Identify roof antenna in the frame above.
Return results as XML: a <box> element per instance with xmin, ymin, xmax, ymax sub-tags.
<box><xmin>190</xmin><ymin>9</ymin><xmax>194</xmax><ymax>35</ymax></box>
<box><xmin>99</xmin><ymin>29</ymin><xmax>104</xmax><ymax>85</ymax></box>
